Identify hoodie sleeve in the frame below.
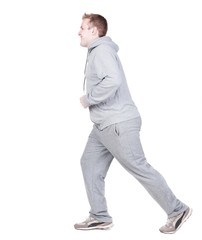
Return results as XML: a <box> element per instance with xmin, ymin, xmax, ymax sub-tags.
<box><xmin>85</xmin><ymin>47</ymin><xmax>122</xmax><ymax>106</ymax></box>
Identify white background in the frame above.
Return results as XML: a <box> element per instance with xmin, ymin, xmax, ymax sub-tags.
<box><xmin>0</xmin><ymin>0</ymin><xmax>201</xmax><ymax>239</ymax></box>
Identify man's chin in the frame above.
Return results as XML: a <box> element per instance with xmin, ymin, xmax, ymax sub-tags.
<box><xmin>80</xmin><ymin>41</ymin><xmax>87</xmax><ymax>48</ymax></box>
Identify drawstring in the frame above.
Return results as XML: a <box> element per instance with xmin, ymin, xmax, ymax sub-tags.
<box><xmin>83</xmin><ymin>51</ymin><xmax>89</xmax><ymax>94</ymax></box>
<box><xmin>83</xmin><ymin>76</ymin><xmax>86</xmax><ymax>94</ymax></box>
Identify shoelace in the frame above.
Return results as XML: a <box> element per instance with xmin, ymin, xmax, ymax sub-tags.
<box><xmin>84</xmin><ymin>216</ymin><xmax>95</xmax><ymax>223</ymax></box>
<box><xmin>165</xmin><ymin>214</ymin><xmax>180</xmax><ymax>226</ymax></box>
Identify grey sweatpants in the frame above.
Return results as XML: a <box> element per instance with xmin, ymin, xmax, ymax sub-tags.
<box><xmin>80</xmin><ymin>117</ymin><xmax>187</xmax><ymax>222</ymax></box>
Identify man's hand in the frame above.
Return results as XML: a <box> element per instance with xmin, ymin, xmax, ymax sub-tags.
<box><xmin>80</xmin><ymin>95</ymin><xmax>89</xmax><ymax>108</ymax></box>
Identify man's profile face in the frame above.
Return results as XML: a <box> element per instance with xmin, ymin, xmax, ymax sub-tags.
<box><xmin>78</xmin><ymin>19</ymin><xmax>94</xmax><ymax>48</ymax></box>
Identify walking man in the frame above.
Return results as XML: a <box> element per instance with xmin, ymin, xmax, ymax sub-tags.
<box><xmin>74</xmin><ymin>13</ymin><xmax>192</xmax><ymax>234</ymax></box>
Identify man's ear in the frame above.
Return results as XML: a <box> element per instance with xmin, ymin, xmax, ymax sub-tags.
<box><xmin>91</xmin><ymin>27</ymin><xmax>99</xmax><ymax>37</ymax></box>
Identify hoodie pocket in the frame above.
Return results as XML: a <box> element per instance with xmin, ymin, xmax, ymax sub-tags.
<box><xmin>114</xmin><ymin>123</ymin><xmax>120</xmax><ymax>137</ymax></box>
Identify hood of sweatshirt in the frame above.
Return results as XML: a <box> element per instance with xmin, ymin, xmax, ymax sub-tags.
<box><xmin>88</xmin><ymin>36</ymin><xmax>119</xmax><ymax>53</ymax></box>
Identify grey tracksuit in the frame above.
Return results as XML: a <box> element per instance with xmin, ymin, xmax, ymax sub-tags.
<box><xmin>80</xmin><ymin>36</ymin><xmax>187</xmax><ymax>222</ymax></box>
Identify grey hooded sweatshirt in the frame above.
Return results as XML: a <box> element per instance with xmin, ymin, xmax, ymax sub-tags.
<box><xmin>83</xmin><ymin>36</ymin><xmax>140</xmax><ymax>130</ymax></box>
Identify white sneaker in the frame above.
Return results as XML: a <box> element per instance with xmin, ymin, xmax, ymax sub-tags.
<box><xmin>159</xmin><ymin>207</ymin><xmax>192</xmax><ymax>234</ymax></box>
<box><xmin>74</xmin><ymin>216</ymin><xmax>113</xmax><ymax>230</ymax></box>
